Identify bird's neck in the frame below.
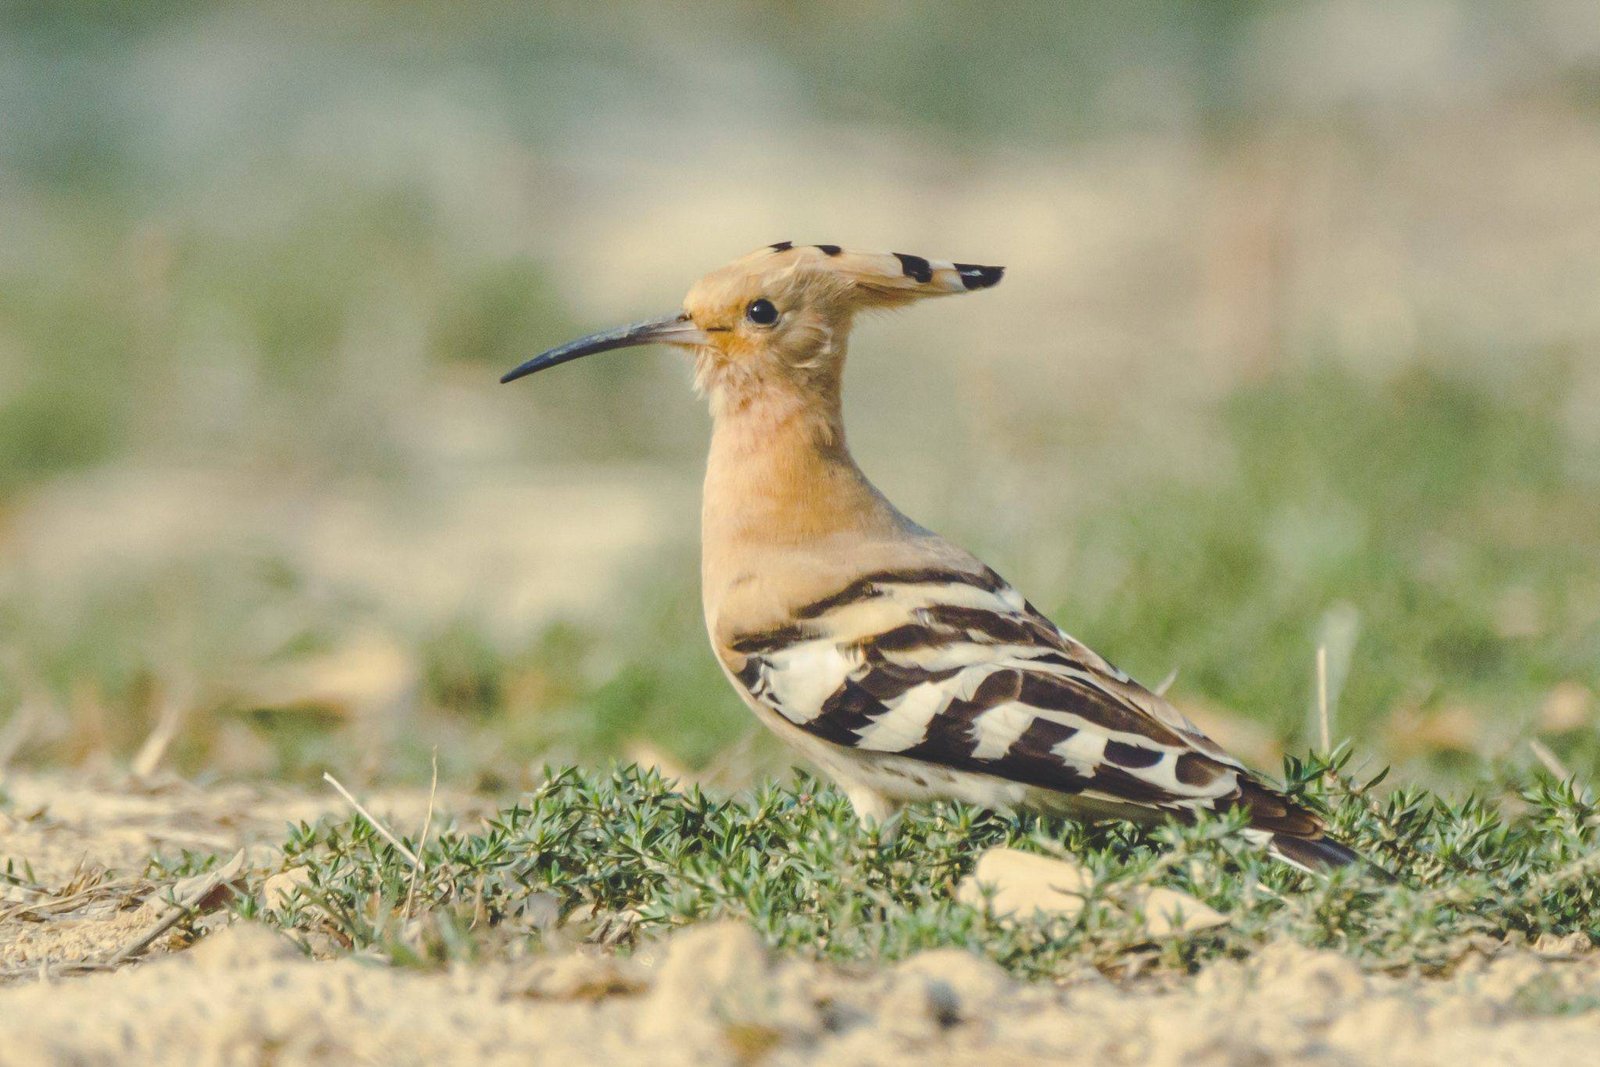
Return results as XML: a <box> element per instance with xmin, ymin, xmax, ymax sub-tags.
<box><xmin>701</xmin><ymin>379</ymin><xmax>912</xmax><ymax>601</ymax></box>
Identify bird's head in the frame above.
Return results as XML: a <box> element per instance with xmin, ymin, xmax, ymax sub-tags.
<box><xmin>500</xmin><ymin>242</ymin><xmax>1002</xmax><ymax>411</ymax></box>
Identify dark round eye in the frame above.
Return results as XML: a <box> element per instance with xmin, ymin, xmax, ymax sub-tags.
<box><xmin>745</xmin><ymin>298</ymin><xmax>779</xmax><ymax>326</ymax></box>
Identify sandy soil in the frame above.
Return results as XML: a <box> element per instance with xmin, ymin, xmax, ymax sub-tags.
<box><xmin>3</xmin><ymin>773</ymin><xmax>1600</xmax><ymax>1065</ymax></box>
<box><xmin>0</xmin><ymin>772</ymin><xmax>487</xmax><ymax>975</ymax></box>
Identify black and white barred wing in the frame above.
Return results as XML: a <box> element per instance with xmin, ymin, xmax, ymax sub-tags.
<box><xmin>729</xmin><ymin>567</ymin><xmax>1327</xmax><ymax>841</ymax></box>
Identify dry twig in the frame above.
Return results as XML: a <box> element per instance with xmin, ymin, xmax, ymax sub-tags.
<box><xmin>323</xmin><ymin>772</ymin><xmax>422</xmax><ymax>871</ymax></box>
<box><xmin>101</xmin><ymin>849</ymin><xmax>247</xmax><ymax>967</ymax></box>
<box><xmin>403</xmin><ymin>749</ymin><xmax>439</xmax><ymax>917</ymax></box>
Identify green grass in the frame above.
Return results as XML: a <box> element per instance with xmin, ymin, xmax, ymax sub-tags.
<box><xmin>233</xmin><ymin>755</ymin><xmax>1600</xmax><ymax>978</ymax></box>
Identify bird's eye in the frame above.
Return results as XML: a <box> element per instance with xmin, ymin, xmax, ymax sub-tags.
<box><xmin>745</xmin><ymin>298</ymin><xmax>779</xmax><ymax>326</ymax></box>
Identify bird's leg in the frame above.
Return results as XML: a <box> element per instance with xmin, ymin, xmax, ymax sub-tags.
<box><xmin>843</xmin><ymin>783</ymin><xmax>904</xmax><ymax>840</ymax></box>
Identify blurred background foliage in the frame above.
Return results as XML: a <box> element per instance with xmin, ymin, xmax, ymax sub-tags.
<box><xmin>1</xmin><ymin>1</ymin><xmax>1598</xmax><ymax>792</ymax></box>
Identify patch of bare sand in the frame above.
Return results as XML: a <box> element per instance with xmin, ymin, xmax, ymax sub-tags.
<box><xmin>1</xmin><ymin>921</ymin><xmax>1599</xmax><ymax>1066</ymax></box>
<box><xmin>0</xmin><ymin>772</ymin><xmax>481</xmax><ymax>974</ymax></box>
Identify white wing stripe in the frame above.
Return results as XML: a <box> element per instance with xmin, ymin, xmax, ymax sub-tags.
<box><xmin>967</xmin><ymin>704</ymin><xmax>1035</xmax><ymax>760</ymax></box>
<box><xmin>1048</xmin><ymin>729</ymin><xmax>1108</xmax><ymax>771</ymax></box>
<box><xmin>761</xmin><ymin>640</ymin><xmax>854</xmax><ymax>725</ymax></box>
<box><xmin>854</xmin><ymin>683</ymin><xmax>951</xmax><ymax>751</ymax></box>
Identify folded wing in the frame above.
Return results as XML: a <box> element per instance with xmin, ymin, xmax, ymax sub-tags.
<box><xmin>727</xmin><ymin>566</ymin><xmax>1325</xmax><ymax>840</ymax></box>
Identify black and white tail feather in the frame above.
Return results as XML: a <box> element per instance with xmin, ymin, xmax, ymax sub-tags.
<box><xmin>728</xmin><ymin>565</ymin><xmax>1369</xmax><ymax>874</ymax></box>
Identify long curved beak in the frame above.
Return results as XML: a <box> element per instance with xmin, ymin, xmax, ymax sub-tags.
<box><xmin>499</xmin><ymin>313</ymin><xmax>709</xmax><ymax>384</ymax></box>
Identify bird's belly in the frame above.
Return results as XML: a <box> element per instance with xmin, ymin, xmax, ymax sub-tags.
<box><xmin>810</xmin><ymin>744</ymin><xmax>1161</xmax><ymax>821</ymax></box>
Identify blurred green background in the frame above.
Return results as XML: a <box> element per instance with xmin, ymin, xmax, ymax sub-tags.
<box><xmin>2</xmin><ymin>1</ymin><xmax>1598</xmax><ymax>792</ymax></box>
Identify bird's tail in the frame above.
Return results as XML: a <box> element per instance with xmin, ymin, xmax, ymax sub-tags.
<box><xmin>1266</xmin><ymin>832</ymin><xmax>1361</xmax><ymax>873</ymax></box>
<box><xmin>1255</xmin><ymin>830</ymin><xmax>1398</xmax><ymax>882</ymax></box>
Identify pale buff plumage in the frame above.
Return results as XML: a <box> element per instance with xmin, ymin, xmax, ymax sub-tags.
<box><xmin>501</xmin><ymin>242</ymin><xmax>1369</xmax><ymax>873</ymax></box>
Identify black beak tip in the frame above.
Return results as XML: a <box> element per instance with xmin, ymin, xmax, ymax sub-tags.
<box><xmin>499</xmin><ymin>361</ymin><xmax>539</xmax><ymax>384</ymax></box>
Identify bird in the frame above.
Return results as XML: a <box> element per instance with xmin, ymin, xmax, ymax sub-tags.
<box><xmin>501</xmin><ymin>241</ymin><xmax>1363</xmax><ymax>873</ymax></box>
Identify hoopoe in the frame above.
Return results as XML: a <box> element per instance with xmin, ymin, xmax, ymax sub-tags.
<box><xmin>502</xmin><ymin>242</ymin><xmax>1362</xmax><ymax>872</ymax></box>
